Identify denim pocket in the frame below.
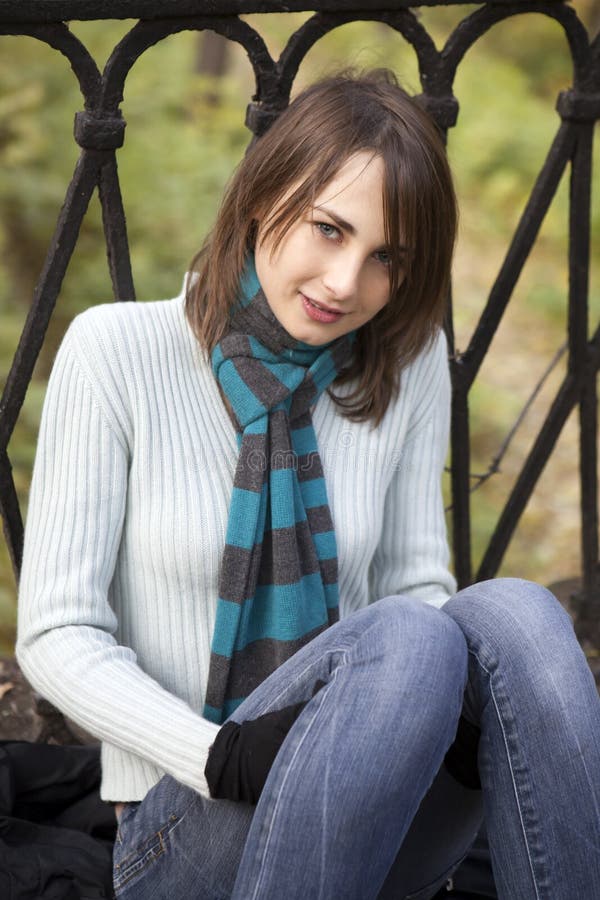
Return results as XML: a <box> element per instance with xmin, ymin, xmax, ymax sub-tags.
<box><xmin>113</xmin><ymin>809</ymin><xmax>180</xmax><ymax>896</ymax></box>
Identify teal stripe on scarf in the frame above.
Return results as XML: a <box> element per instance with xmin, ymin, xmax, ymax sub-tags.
<box><xmin>209</xmin><ymin>576</ymin><xmax>330</xmax><ymax>655</ymax></box>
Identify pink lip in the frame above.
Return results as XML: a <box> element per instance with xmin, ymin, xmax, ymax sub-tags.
<box><xmin>300</xmin><ymin>293</ymin><xmax>346</xmax><ymax>324</ymax></box>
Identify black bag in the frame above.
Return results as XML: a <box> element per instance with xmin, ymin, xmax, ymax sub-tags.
<box><xmin>0</xmin><ymin>741</ymin><xmax>116</xmax><ymax>899</ymax></box>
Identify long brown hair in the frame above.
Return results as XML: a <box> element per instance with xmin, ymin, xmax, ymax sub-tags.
<box><xmin>185</xmin><ymin>69</ymin><xmax>457</xmax><ymax>426</ymax></box>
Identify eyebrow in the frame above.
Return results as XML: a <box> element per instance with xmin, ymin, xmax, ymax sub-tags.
<box><xmin>314</xmin><ymin>205</ymin><xmax>407</xmax><ymax>253</ymax></box>
<box><xmin>314</xmin><ymin>205</ymin><xmax>356</xmax><ymax>235</ymax></box>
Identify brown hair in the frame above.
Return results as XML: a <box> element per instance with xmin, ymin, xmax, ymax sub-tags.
<box><xmin>185</xmin><ymin>69</ymin><xmax>457</xmax><ymax>426</ymax></box>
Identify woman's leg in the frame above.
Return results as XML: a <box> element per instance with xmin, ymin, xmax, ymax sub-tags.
<box><xmin>442</xmin><ymin>578</ymin><xmax>600</xmax><ymax>900</ymax></box>
<box><xmin>113</xmin><ymin>595</ymin><xmax>470</xmax><ymax>900</ymax></box>
<box><xmin>231</xmin><ymin>594</ymin><xmax>469</xmax><ymax>900</ymax></box>
<box><xmin>376</xmin><ymin>763</ymin><xmax>483</xmax><ymax>900</ymax></box>
<box><xmin>112</xmin><ymin>779</ymin><xmax>254</xmax><ymax>899</ymax></box>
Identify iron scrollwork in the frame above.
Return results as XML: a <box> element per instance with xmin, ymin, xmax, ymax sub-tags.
<box><xmin>0</xmin><ymin>1</ymin><xmax>598</xmax><ymax>630</ymax></box>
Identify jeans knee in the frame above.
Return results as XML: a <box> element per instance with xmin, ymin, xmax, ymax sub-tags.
<box><xmin>368</xmin><ymin>594</ymin><xmax>468</xmax><ymax>685</ymax></box>
<box><xmin>357</xmin><ymin>596</ymin><xmax>469</xmax><ymax>739</ymax></box>
<box><xmin>448</xmin><ymin>577</ymin><xmax>569</xmax><ymax>628</ymax></box>
<box><xmin>443</xmin><ymin>577</ymin><xmax>576</xmax><ymax>673</ymax></box>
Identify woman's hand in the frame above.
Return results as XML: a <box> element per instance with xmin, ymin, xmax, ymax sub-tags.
<box><xmin>205</xmin><ymin>680</ymin><xmax>325</xmax><ymax>804</ymax></box>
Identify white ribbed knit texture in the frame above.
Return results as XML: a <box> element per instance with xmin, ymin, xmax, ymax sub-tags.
<box><xmin>16</xmin><ymin>285</ymin><xmax>456</xmax><ymax>802</ymax></box>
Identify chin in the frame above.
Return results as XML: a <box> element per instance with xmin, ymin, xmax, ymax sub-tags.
<box><xmin>296</xmin><ymin>330</ymin><xmax>323</xmax><ymax>345</ymax></box>
<box><xmin>294</xmin><ymin>328</ymin><xmax>331</xmax><ymax>346</ymax></box>
<box><xmin>281</xmin><ymin>318</ymin><xmax>316</xmax><ymax>345</ymax></box>
<box><xmin>280</xmin><ymin>310</ymin><xmax>341</xmax><ymax>346</ymax></box>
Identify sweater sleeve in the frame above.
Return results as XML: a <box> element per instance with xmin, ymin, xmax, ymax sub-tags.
<box><xmin>369</xmin><ymin>332</ymin><xmax>457</xmax><ymax>608</ymax></box>
<box><xmin>16</xmin><ymin>316</ymin><xmax>219</xmax><ymax>797</ymax></box>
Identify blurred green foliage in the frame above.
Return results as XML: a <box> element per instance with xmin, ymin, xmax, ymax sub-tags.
<box><xmin>1</xmin><ymin>7</ymin><xmax>599</xmax><ymax>650</ymax></box>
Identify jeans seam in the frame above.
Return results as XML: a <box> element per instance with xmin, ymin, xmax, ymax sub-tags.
<box><xmin>248</xmin><ymin>601</ymin><xmax>410</xmax><ymax>721</ymax></box>
<box><xmin>470</xmin><ymin>648</ymin><xmax>541</xmax><ymax>900</ymax></box>
<box><xmin>113</xmin><ymin>793</ymin><xmax>198</xmax><ymax>894</ymax></box>
<box><xmin>277</xmin><ymin>647</ymin><xmax>347</xmax><ymax>697</ymax></box>
<box><xmin>247</xmin><ymin>657</ymin><xmax>346</xmax><ymax>900</ymax></box>
<box><xmin>241</xmin><ymin>647</ymin><xmax>348</xmax><ymax>720</ymax></box>
<box><xmin>241</xmin><ymin>602</ymin><xmax>465</xmax><ymax>899</ymax></box>
<box><xmin>113</xmin><ymin>815</ymin><xmax>178</xmax><ymax>890</ymax></box>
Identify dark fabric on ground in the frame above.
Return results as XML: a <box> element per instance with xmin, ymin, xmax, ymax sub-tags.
<box><xmin>0</xmin><ymin>740</ymin><xmax>116</xmax><ymax>899</ymax></box>
<box><xmin>0</xmin><ymin>738</ymin><xmax>496</xmax><ymax>900</ymax></box>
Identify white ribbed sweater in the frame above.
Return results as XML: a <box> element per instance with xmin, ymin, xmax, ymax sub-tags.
<box><xmin>16</xmin><ymin>286</ymin><xmax>456</xmax><ymax>802</ymax></box>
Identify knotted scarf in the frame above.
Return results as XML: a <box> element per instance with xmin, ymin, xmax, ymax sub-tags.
<box><xmin>203</xmin><ymin>259</ymin><xmax>355</xmax><ymax>724</ymax></box>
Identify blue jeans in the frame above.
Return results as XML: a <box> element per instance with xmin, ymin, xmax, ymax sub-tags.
<box><xmin>112</xmin><ymin>580</ymin><xmax>600</xmax><ymax>899</ymax></box>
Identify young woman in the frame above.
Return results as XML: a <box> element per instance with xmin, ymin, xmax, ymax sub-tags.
<box><xmin>16</xmin><ymin>70</ymin><xmax>600</xmax><ymax>900</ymax></box>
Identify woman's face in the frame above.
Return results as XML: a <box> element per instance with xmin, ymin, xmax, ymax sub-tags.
<box><xmin>254</xmin><ymin>152</ymin><xmax>399</xmax><ymax>346</ymax></box>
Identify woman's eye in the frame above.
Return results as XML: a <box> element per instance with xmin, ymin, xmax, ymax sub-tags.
<box><xmin>374</xmin><ymin>250</ymin><xmax>392</xmax><ymax>267</ymax></box>
<box><xmin>315</xmin><ymin>222</ymin><xmax>340</xmax><ymax>240</ymax></box>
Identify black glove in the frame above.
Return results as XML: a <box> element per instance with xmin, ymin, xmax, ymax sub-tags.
<box><xmin>444</xmin><ymin>714</ymin><xmax>482</xmax><ymax>790</ymax></box>
<box><xmin>205</xmin><ymin>680</ymin><xmax>326</xmax><ymax>804</ymax></box>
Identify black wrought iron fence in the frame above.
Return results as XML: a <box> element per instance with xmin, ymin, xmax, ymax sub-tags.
<box><xmin>0</xmin><ymin>1</ymin><xmax>598</xmax><ymax>628</ymax></box>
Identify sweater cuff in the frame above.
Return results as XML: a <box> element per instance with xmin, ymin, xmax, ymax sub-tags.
<box><xmin>195</xmin><ymin>719</ymin><xmax>221</xmax><ymax>797</ymax></box>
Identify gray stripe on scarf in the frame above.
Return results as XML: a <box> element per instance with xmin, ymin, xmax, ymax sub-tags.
<box><xmin>290</xmin><ymin>376</ymin><xmax>317</xmax><ymax>422</ymax></box>
<box><xmin>318</xmin><ymin>557</ymin><xmax>338</xmax><ymax>584</ymax></box>
<box><xmin>204</xmin><ymin>614</ymin><xmax>338</xmax><ymax>708</ymax></box>
<box><xmin>219</xmin><ymin>332</ymin><xmax>252</xmax><ymax>361</ymax></box>
<box><xmin>257</xmin><ymin>519</ymin><xmax>320</xmax><ymax>585</ymax></box>
<box><xmin>219</xmin><ymin>521</ymin><xmax>337</xmax><ymax>604</ymax></box>
<box><xmin>269</xmin><ymin>409</ymin><xmax>293</xmax><ymax>465</ymax></box>
<box><xmin>306</xmin><ymin>504</ymin><xmax>336</xmax><ymax>533</ymax></box>
<box><xmin>234</xmin><ymin>433</ymin><xmax>268</xmax><ymax>492</ymax></box>
<box><xmin>292</xmin><ymin>410</ymin><xmax>313</xmax><ymax>430</ymax></box>
<box><xmin>231</xmin><ymin>290</ymin><xmax>295</xmax><ymax>354</ymax></box>
<box><xmin>329</xmin><ymin>336</ymin><xmax>354</xmax><ymax>370</ymax></box>
<box><xmin>296</xmin><ymin>452</ymin><xmax>324</xmax><ymax>482</ymax></box>
<box><xmin>218</xmin><ymin>543</ymin><xmax>264</xmax><ymax>604</ymax></box>
<box><xmin>234</xmin><ymin>355</ymin><xmax>291</xmax><ymax>409</ymax></box>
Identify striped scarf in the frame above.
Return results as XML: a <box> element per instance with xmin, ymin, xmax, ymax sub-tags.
<box><xmin>203</xmin><ymin>260</ymin><xmax>355</xmax><ymax>724</ymax></box>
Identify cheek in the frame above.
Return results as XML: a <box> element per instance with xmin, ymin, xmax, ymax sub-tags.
<box><xmin>368</xmin><ymin>283</ymin><xmax>392</xmax><ymax>317</ymax></box>
<box><xmin>259</xmin><ymin>234</ymin><xmax>306</xmax><ymax>286</ymax></box>
<box><xmin>255</xmin><ymin>244</ymin><xmax>283</xmax><ymax>294</ymax></box>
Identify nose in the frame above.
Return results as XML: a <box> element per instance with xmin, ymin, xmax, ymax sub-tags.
<box><xmin>321</xmin><ymin>252</ymin><xmax>362</xmax><ymax>301</ymax></box>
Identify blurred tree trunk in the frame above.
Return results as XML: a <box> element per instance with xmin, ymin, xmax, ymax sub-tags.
<box><xmin>1</xmin><ymin>198</ymin><xmax>74</xmax><ymax>379</ymax></box>
<box><xmin>1</xmin><ymin>198</ymin><xmax>45</xmax><ymax>310</ymax></box>
<box><xmin>195</xmin><ymin>31</ymin><xmax>230</xmax><ymax>107</ymax></box>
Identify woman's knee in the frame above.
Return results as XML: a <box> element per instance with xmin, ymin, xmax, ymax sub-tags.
<box><xmin>370</xmin><ymin>593</ymin><xmax>465</xmax><ymax>644</ymax></box>
<box><xmin>345</xmin><ymin>596</ymin><xmax>469</xmax><ymax>743</ymax></box>
<box><xmin>364</xmin><ymin>594</ymin><xmax>469</xmax><ymax>686</ymax></box>
<box><xmin>445</xmin><ymin>578</ymin><xmax>570</xmax><ymax>632</ymax></box>
<box><xmin>444</xmin><ymin>580</ymin><xmax>600</xmax><ymax>740</ymax></box>
<box><xmin>442</xmin><ymin>577</ymin><xmax>577</xmax><ymax>673</ymax></box>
